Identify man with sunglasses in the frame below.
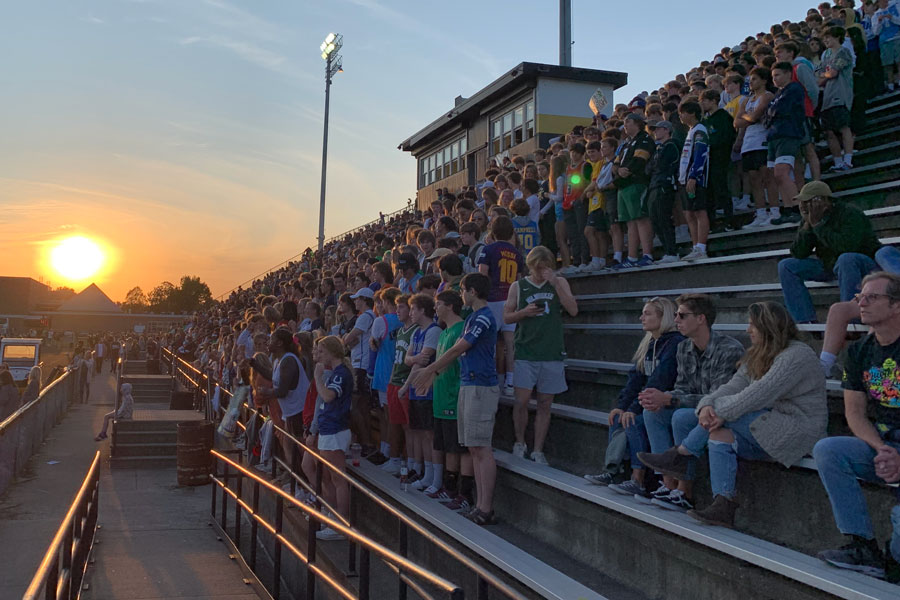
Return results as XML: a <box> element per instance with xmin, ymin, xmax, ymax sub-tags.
<box><xmin>813</xmin><ymin>272</ymin><xmax>900</xmax><ymax>581</ymax></box>
<box><xmin>777</xmin><ymin>181</ymin><xmax>883</xmax><ymax>324</ymax></box>
<box><xmin>634</xmin><ymin>294</ymin><xmax>744</xmax><ymax>511</ymax></box>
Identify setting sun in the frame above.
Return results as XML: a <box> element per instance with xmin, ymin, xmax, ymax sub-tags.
<box><xmin>50</xmin><ymin>236</ymin><xmax>105</xmax><ymax>281</ymax></box>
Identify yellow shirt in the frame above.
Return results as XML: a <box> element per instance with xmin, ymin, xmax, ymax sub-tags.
<box><xmin>587</xmin><ymin>158</ymin><xmax>605</xmax><ymax>213</ymax></box>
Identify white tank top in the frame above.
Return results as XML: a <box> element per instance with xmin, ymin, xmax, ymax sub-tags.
<box><xmin>741</xmin><ymin>94</ymin><xmax>768</xmax><ymax>154</ymax></box>
<box><xmin>273</xmin><ymin>352</ymin><xmax>309</xmax><ymax>418</ymax></box>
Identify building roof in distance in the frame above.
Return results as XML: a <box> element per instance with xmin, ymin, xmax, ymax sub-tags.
<box><xmin>398</xmin><ymin>61</ymin><xmax>627</xmax><ymax>153</ymax></box>
<box><xmin>56</xmin><ymin>283</ymin><xmax>122</xmax><ymax>313</ymax></box>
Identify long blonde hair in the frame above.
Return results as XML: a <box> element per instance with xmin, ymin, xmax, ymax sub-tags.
<box><xmin>632</xmin><ymin>297</ymin><xmax>678</xmax><ymax>373</ymax></box>
<box><xmin>741</xmin><ymin>301</ymin><xmax>798</xmax><ymax>379</ymax></box>
<box><xmin>317</xmin><ymin>335</ymin><xmax>352</xmax><ymax>374</ymax></box>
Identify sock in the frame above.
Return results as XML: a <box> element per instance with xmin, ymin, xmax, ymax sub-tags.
<box><xmin>820</xmin><ymin>351</ymin><xmax>837</xmax><ymax>373</ymax></box>
<box><xmin>444</xmin><ymin>470</ymin><xmax>459</xmax><ymax>494</ymax></box>
<box><xmin>422</xmin><ymin>461</ymin><xmax>433</xmax><ymax>483</ymax></box>
<box><xmin>380</xmin><ymin>441</ymin><xmax>389</xmax><ymax>456</ymax></box>
<box><xmin>389</xmin><ymin>457</ymin><xmax>401</xmax><ymax>467</ymax></box>
<box><xmin>756</xmin><ymin>208</ymin><xmax>766</xmax><ymax>217</ymax></box>
<box><xmin>415</xmin><ymin>461</ymin><xmax>424</xmax><ymax>476</ymax></box>
<box><xmin>591</xmin><ymin>256</ymin><xmax>605</xmax><ymax>267</ymax></box>
<box><xmin>844</xmin><ymin>153</ymin><xmax>853</xmax><ymax>167</ymax></box>
<box><xmin>696</xmin><ymin>243</ymin><xmax>706</xmax><ymax>253</ymax></box>
<box><xmin>627</xmin><ymin>256</ymin><xmax>639</xmax><ymax>262</ymax></box>
<box><xmin>742</xmin><ymin>194</ymin><xmax>751</xmax><ymax>203</ymax></box>
<box><xmin>459</xmin><ymin>475</ymin><xmax>475</xmax><ymax>502</ymax></box>
<box><xmin>432</xmin><ymin>463</ymin><xmax>444</xmax><ymax>489</ymax></box>
<box><xmin>613</xmin><ymin>251</ymin><xmax>623</xmax><ymax>262</ymax></box>
<box><xmin>834</xmin><ymin>155</ymin><xmax>845</xmax><ymax>167</ymax></box>
<box><xmin>770</xmin><ymin>206</ymin><xmax>781</xmax><ymax>217</ymax></box>
<box><xmin>505</xmin><ymin>372</ymin><xmax>514</xmax><ymax>386</ymax></box>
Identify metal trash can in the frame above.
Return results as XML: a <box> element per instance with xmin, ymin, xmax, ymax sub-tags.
<box><xmin>176</xmin><ymin>421</ymin><xmax>214</xmax><ymax>486</ymax></box>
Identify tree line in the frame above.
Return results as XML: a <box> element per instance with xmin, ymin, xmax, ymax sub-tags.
<box><xmin>120</xmin><ymin>275</ymin><xmax>212</xmax><ymax>314</ymax></box>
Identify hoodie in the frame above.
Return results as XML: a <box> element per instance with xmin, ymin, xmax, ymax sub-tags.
<box><xmin>616</xmin><ymin>330</ymin><xmax>686</xmax><ymax>414</ymax></box>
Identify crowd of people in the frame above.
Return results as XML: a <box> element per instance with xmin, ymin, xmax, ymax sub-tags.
<box><xmin>72</xmin><ymin>0</ymin><xmax>900</xmax><ymax>583</ymax></box>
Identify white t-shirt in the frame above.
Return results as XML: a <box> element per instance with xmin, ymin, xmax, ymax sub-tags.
<box><xmin>350</xmin><ymin>310</ymin><xmax>375</xmax><ymax>369</ymax></box>
<box><xmin>525</xmin><ymin>194</ymin><xmax>541</xmax><ymax>224</ymax></box>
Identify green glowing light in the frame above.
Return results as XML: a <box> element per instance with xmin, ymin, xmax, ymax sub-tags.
<box><xmin>570</xmin><ymin>174</ymin><xmax>582</xmax><ymax>185</ymax></box>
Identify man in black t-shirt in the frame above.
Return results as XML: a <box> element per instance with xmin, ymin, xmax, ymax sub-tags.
<box><xmin>813</xmin><ymin>272</ymin><xmax>900</xmax><ymax>581</ymax></box>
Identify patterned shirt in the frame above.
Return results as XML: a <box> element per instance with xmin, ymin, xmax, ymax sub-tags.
<box><xmin>669</xmin><ymin>331</ymin><xmax>744</xmax><ymax>408</ymax></box>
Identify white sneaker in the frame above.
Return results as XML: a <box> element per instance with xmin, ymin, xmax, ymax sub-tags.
<box><xmin>583</xmin><ymin>261</ymin><xmax>606</xmax><ymax>272</ymax></box>
<box><xmin>560</xmin><ymin>265</ymin><xmax>578</xmax><ymax>276</ymax></box>
<box><xmin>682</xmin><ymin>249</ymin><xmax>708</xmax><ymax>262</ymax></box>
<box><xmin>254</xmin><ymin>461</ymin><xmax>272</xmax><ymax>473</ymax></box>
<box><xmin>531</xmin><ymin>451</ymin><xmax>549</xmax><ymax>465</ymax></box>
<box><xmin>315</xmin><ymin>526</ymin><xmax>345</xmax><ymax>541</ymax></box>
<box><xmin>381</xmin><ymin>460</ymin><xmax>401</xmax><ymax>475</ymax></box>
<box><xmin>423</xmin><ymin>485</ymin><xmax>440</xmax><ymax>495</ymax></box>
<box><xmin>412</xmin><ymin>476</ymin><xmax>429</xmax><ymax>491</ymax></box>
<box><xmin>657</xmin><ymin>254</ymin><xmax>681</xmax><ymax>264</ymax></box>
<box><xmin>502</xmin><ymin>383</ymin><xmax>515</xmax><ymax>397</ymax></box>
<box><xmin>745</xmin><ymin>212</ymin><xmax>770</xmax><ymax>228</ymax></box>
<box><xmin>512</xmin><ymin>442</ymin><xmax>527</xmax><ymax>458</ymax></box>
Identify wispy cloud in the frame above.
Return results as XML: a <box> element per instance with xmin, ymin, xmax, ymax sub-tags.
<box><xmin>180</xmin><ymin>34</ymin><xmax>287</xmax><ymax>71</ymax></box>
<box><xmin>80</xmin><ymin>15</ymin><xmax>105</xmax><ymax>25</ymax></box>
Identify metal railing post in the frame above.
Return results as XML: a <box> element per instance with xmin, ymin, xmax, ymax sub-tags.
<box><xmin>211</xmin><ymin>457</ymin><xmax>218</xmax><ymax>517</ymax></box>
<box><xmin>477</xmin><ymin>577</ymin><xmax>489</xmax><ymax>600</ymax></box>
<box><xmin>398</xmin><ymin>521</ymin><xmax>408</xmax><ymax>600</ymax></box>
<box><xmin>221</xmin><ymin>462</ymin><xmax>229</xmax><ymax>531</ymax></box>
<box><xmin>273</xmin><ymin>494</ymin><xmax>283</xmax><ymax>600</ymax></box>
<box><xmin>359</xmin><ymin>548</ymin><xmax>370</xmax><ymax>600</ymax></box>
<box><xmin>348</xmin><ymin>490</ymin><xmax>357</xmax><ymax>575</ymax></box>
<box><xmin>250</xmin><ymin>479</ymin><xmax>259</xmax><ymax>570</ymax></box>
<box><xmin>234</xmin><ymin>469</ymin><xmax>243</xmax><ymax>550</ymax></box>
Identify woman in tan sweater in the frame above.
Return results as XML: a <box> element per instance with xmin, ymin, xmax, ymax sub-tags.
<box><xmin>689</xmin><ymin>301</ymin><xmax>828</xmax><ymax>527</ymax></box>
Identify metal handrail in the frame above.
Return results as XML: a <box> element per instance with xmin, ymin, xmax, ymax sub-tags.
<box><xmin>215</xmin><ymin>203</ymin><xmax>413</xmax><ymax>300</ymax></box>
<box><xmin>168</xmin><ymin>351</ymin><xmax>524</xmax><ymax>600</ymax></box>
<box><xmin>0</xmin><ymin>369</ymin><xmax>72</xmax><ymax>433</ymax></box>
<box><xmin>23</xmin><ymin>451</ymin><xmax>101</xmax><ymax>600</ymax></box>
<box><xmin>211</xmin><ymin>450</ymin><xmax>464</xmax><ymax>600</ymax></box>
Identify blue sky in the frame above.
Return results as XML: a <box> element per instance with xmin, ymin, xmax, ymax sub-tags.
<box><xmin>0</xmin><ymin>0</ymin><xmax>816</xmax><ymax>299</ymax></box>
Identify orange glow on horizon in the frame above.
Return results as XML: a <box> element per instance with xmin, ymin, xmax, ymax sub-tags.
<box><xmin>43</xmin><ymin>235</ymin><xmax>116</xmax><ymax>287</ymax></box>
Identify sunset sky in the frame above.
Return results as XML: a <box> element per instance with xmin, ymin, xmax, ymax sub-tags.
<box><xmin>0</xmin><ymin>0</ymin><xmax>814</xmax><ymax>301</ymax></box>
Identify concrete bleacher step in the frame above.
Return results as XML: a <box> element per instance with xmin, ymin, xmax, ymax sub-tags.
<box><xmin>114</xmin><ymin>429</ymin><xmax>177</xmax><ymax>444</ymax></box>
<box><xmin>350</xmin><ymin>460</ymin><xmax>615</xmax><ymax>600</ymax></box>
<box><xmin>109</xmin><ymin>455</ymin><xmax>176</xmax><ymax>469</ymax></box>
<box><xmin>113</xmin><ymin>442</ymin><xmax>177</xmax><ymax>458</ymax></box>
<box><xmin>489</xmin><ymin>450</ymin><xmax>899</xmax><ymax>600</ymax></box>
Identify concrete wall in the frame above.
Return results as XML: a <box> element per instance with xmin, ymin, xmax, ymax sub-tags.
<box><xmin>0</xmin><ymin>277</ymin><xmax>49</xmax><ymax>315</ymax></box>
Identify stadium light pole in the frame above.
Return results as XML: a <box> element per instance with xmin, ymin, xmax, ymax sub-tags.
<box><xmin>317</xmin><ymin>33</ymin><xmax>343</xmax><ymax>254</ymax></box>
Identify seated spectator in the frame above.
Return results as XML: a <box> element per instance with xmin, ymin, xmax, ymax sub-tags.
<box><xmin>778</xmin><ymin>181</ymin><xmax>882</xmax><ymax>323</ymax></box>
<box><xmin>584</xmin><ymin>297</ymin><xmax>684</xmax><ymax>489</ymax></box>
<box><xmin>504</xmin><ymin>246</ymin><xmax>578</xmax><ymax>465</ymax></box>
<box><xmin>814</xmin><ymin>272</ymin><xmax>900</xmax><ymax>580</ymax></box>
<box><xmin>666</xmin><ymin>302</ymin><xmax>826</xmax><ymax>528</ymax></box>
<box><xmin>636</xmin><ymin>294</ymin><xmax>745</xmax><ymax>510</ymax></box>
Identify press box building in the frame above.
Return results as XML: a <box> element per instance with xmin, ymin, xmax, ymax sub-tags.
<box><xmin>399</xmin><ymin>62</ymin><xmax>627</xmax><ymax>209</ymax></box>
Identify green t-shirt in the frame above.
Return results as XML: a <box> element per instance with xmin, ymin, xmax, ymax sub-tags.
<box><xmin>432</xmin><ymin>320</ymin><xmax>464</xmax><ymax>419</ymax></box>
<box><xmin>513</xmin><ymin>278</ymin><xmax>566</xmax><ymax>362</ymax></box>
<box><xmin>389</xmin><ymin>324</ymin><xmax>419</xmax><ymax>386</ymax></box>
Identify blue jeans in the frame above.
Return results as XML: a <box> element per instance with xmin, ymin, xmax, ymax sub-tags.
<box><xmin>609</xmin><ymin>413</ymin><xmax>650</xmax><ymax>469</ymax></box>
<box><xmin>876</xmin><ymin>245</ymin><xmax>900</xmax><ymax>274</ymax></box>
<box><xmin>705</xmin><ymin>410</ymin><xmax>772</xmax><ymax>498</ymax></box>
<box><xmin>813</xmin><ymin>436</ymin><xmax>900</xmax><ymax>559</ymax></box>
<box><xmin>778</xmin><ymin>252</ymin><xmax>877</xmax><ymax>322</ymax></box>
<box><xmin>644</xmin><ymin>407</ymin><xmax>699</xmax><ymax>480</ymax></box>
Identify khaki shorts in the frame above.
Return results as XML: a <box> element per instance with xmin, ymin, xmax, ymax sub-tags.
<box><xmin>457</xmin><ymin>385</ymin><xmax>500</xmax><ymax>448</ymax></box>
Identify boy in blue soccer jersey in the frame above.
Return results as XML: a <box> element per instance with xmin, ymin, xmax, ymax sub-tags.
<box><xmin>510</xmin><ymin>197</ymin><xmax>540</xmax><ymax>254</ymax></box>
<box><xmin>411</xmin><ymin>273</ymin><xmax>500</xmax><ymax>526</ymax></box>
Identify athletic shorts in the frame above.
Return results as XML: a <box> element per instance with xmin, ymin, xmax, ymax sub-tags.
<box><xmin>881</xmin><ymin>38</ymin><xmax>900</xmax><ymax>67</ymax></box>
<box><xmin>820</xmin><ymin>106</ymin><xmax>851</xmax><ymax>133</ymax></box>
<box><xmin>387</xmin><ymin>384</ymin><xmax>408</xmax><ymax>425</ymax></box>
<box><xmin>488</xmin><ymin>300</ymin><xmax>515</xmax><ymax>333</ymax></box>
<box><xmin>554</xmin><ymin>201</ymin><xmax>564</xmax><ymax>222</ymax></box>
<box><xmin>513</xmin><ymin>360</ymin><xmax>568</xmax><ymax>394</ymax></box>
<box><xmin>617</xmin><ymin>184</ymin><xmax>648</xmax><ymax>222</ymax></box>
<box><xmin>457</xmin><ymin>385</ymin><xmax>500</xmax><ymax>448</ymax></box>
<box><xmin>433</xmin><ymin>418</ymin><xmax>464</xmax><ymax>454</ymax></box>
<box><xmin>318</xmin><ymin>428</ymin><xmax>351</xmax><ymax>452</ymax></box>
<box><xmin>586</xmin><ymin>208</ymin><xmax>609</xmax><ymax>231</ymax></box>
<box><xmin>409</xmin><ymin>399</ymin><xmax>434</xmax><ymax>431</ymax></box>
<box><xmin>603</xmin><ymin>190</ymin><xmax>618</xmax><ymax>224</ymax></box>
<box><xmin>741</xmin><ymin>149</ymin><xmax>768</xmax><ymax>172</ymax></box>
<box><xmin>767</xmin><ymin>137</ymin><xmax>802</xmax><ymax>166</ymax></box>
<box><xmin>679</xmin><ymin>185</ymin><xmax>708</xmax><ymax>212</ymax></box>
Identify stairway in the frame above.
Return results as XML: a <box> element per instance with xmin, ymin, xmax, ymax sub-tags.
<box><xmin>110</xmin><ymin>418</ymin><xmax>178</xmax><ymax>469</ymax></box>
<box><xmin>121</xmin><ymin>374</ymin><xmax>173</xmax><ymax>405</ymax></box>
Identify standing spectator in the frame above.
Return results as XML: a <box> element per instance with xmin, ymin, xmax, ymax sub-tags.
<box><xmin>563</xmin><ymin>143</ymin><xmax>591</xmax><ymax>270</ymax></box>
<box><xmin>342</xmin><ymin>287</ymin><xmax>376</xmax><ymax>456</ymax></box>
<box><xmin>382</xmin><ymin>295</ymin><xmax>417</xmax><ymax>476</ymax></box>
<box><xmin>0</xmin><ymin>370</ymin><xmax>20</xmax><ymax>420</ymax></box>
<box><xmin>478</xmin><ymin>216</ymin><xmax>524</xmax><ymax>397</ymax></box>
<box><xmin>778</xmin><ymin>181</ymin><xmax>882</xmax><ymax>323</ymax></box>
<box><xmin>395</xmin><ymin>253</ymin><xmax>422</xmax><ymax>295</ymax></box>
<box><xmin>411</xmin><ymin>273</ymin><xmax>500</xmax><ymax>526</ymax></box>
<box><xmin>613</xmin><ymin>113</ymin><xmax>656</xmax><ymax>269</ymax></box>
<box><xmin>504</xmin><ymin>246</ymin><xmax>578</xmax><ymax>465</ymax></box>
<box><xmin>21</xmin><ymin>366</ymin><xmax>42</xmax><ymax>405</ymax></box>
<box><xmin>873</xmin><ymin>0</ymin><xmax>900</xmax><ymax>91</ymax></box>
<box><xmin>775</xmin><ymin>41</ymin><xmax>823</xmax><ymax>182</ymax></box>
<box><xmin>765</xmin><ymin>61</ymin><xmax>806</xmax><ymax>225</ymax></box>
<box><xmin>510</xmin><ymin>198</ymin><xmax>540</xmax><ymax>253</ymax></box>
<box><xmin>581</xmin><ymin>140</ymin><xmax>612</xmax><ymax>271</ymax></box>
<box><xmin>94</xmin><ymin>338</ymin><xmax>105</xmax><ymax>374</ymax></box>
<box><xmin>700</xmin><ymin>89</ymin><xmax>738</xmax><ymax>231</ymax></box>
<box><xmin>813</xmin><ymin>272</ymin><xmax>900</xmax><ymax>579</ymax></box>
<box><xmin>646</xmin><ymin>121</ymin><xmax>682</xmax><ymax>263</ymax></box>
<box><xmin>736</xmin><ymin>67</ymin><xmax>777</xmax><ymax>228</ymax></box>
<box><xmin>637</xmin><ymin>294</ymin><xmax>745</xmax><ymax>511</ymax></box>
<box><xmin>403</xmin><ymin>294</ymin><xmax>442</xmax><ymax>491</ymax></box>
<box><xmin>549</xmin><ymin>153</ymin><xmax>571</xmax><ymax>271</ymax></box>
<box><xmin>678</xmin><ymin>101</ymin><xmax>712</xmax><ymax>261</ymax></box>
<box><xmin>817</xmin><ymin>26</ymin><xmax>857</xmax><ymax>171</ymax></box>
<box><xmin>681</xmin><ymin>302</ymin><xmax>827</xmax><ymax>528</ymax></box>
<box><xmin>369</xmin><ymin>287</ymin><xmax>402</xmax><ymax>464</ymax></box>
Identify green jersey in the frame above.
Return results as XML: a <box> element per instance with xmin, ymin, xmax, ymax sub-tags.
<box><xmin>389</xmin><ymin>324</ymin><xmax>419</xmax><ymax>386</ymax></box>
<box><xmin>433</xmin><ymin>321</ymin><xmax>464</xmax><ymax>419</ymax></box>
<box><xmin>514</xmin><ymin>278</ymin><xmax>566</xmax><ymax>362</ymax></box>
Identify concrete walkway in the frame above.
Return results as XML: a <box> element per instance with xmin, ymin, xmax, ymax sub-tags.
<box><xmin>0</xmin><ymin>368</ymin><xmax>260</xmax><ymax>600</ymax></box>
